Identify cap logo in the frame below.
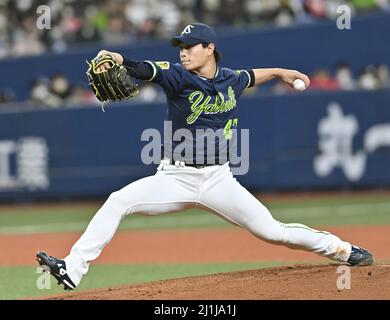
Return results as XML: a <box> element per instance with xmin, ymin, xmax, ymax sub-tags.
<box><xmin>181</xmin><ymin>24</ymin><xmax>194</xmax><ymax>35</ymax></box>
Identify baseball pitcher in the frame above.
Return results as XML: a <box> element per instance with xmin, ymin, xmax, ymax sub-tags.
<box><xmin>37</xmin><ymin>23</ymin><xmax>374</xmax><ymax>291</ymax></box>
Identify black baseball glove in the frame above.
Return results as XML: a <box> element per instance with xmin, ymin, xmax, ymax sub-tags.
<box><xmin>86</xmin><ymin>54</ymin><xmax>139</xmax><ymax>110</ymax></box>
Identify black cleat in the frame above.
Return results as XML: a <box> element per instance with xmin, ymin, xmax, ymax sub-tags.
<box><xmin>36</xmin><ymin>251</ymin><xmax>76</xmax><ymax>291</ymax></box>
<box><xmin>347</xmin><ymin>245</ymin><xmax>374</xmax><ymax>266</ymax></box>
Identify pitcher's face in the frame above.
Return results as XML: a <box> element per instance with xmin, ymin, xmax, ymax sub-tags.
<box><xmin>179</xmin><ymin>43</ymin><xmax>215</xmax><ymax>71</ymax></box>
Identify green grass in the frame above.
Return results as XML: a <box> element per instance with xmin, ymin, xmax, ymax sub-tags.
<box><xmin>0</xmin><ymin>261</ymin><xmax>294</xmax><ymax>300</ymax></box>
<box><xmin>0</xmin><ymin>193</ymin><xmax>389</xmax><ymax>235</ymax></box>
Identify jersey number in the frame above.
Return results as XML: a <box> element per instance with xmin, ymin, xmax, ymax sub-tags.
<box><xmin>224</xmin><ymin>118</ymin><xmax>238</xmax><ymax>140</ymax></box>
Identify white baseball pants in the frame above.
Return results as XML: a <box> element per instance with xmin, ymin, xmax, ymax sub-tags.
<box><xmin>64</xmin><ymin>162</ymin><xmax>351</xmax><ymax>286</ymax></box>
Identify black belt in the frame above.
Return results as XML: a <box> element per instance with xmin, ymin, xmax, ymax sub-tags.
<box><xmin>185</xmin><ymin>163</ymin><xmax>213</xmax><ymax>169</ymax></box>
<box><xmin>163</xmin><ymin>159</ymin><xmax>225</xmax><ymax>169</ymax></box>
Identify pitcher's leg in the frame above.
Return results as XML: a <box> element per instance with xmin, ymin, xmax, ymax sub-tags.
<box><xmin>200</xmin><ymin>169</ymin><xmax>351</xmax><ymax>262</ymax></box>
<box><xmin>64</xmin><ymin>173</ymin><xmax>195</xmax><ymax>286</ymax></box>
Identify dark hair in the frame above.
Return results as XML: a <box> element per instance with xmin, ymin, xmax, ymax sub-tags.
<box><xmin>202</xmin><ymin>43</ymin><xmax>221</xmax><ymax>63</ymax></box>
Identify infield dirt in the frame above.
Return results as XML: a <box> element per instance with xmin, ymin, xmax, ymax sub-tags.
<box><xmin>38</xmin><ymin>264</ymin><xmax>389</xmax><ymax>300</ymax></box>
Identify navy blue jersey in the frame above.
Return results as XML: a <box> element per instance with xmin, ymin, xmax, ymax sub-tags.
<box><xmin>145</xmin><ymin>61</ymin><xmax>255</xmax><ymax>164</ymax></box>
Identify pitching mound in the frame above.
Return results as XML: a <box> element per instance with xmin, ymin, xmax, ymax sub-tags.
<box><xmin>42</xmin><ymin>264</ymin><xmax>390</xmax><ymax>300</ymax></box>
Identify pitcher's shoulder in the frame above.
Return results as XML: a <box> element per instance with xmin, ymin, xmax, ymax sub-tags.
<box><xmin>220</xmin><ymin>67</ymin><xmax>236</xmax><ymax>75</ymax></box>
<box><xmin>218</xmin><ymin>67</ymin><xmax>243</xmax><ymax>79</ymax></box>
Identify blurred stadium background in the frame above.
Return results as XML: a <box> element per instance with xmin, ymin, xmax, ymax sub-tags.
<box><xmin>0</xmin><ymin>0</ymin><xmax>390</xmax><ymax>299</ymax></box>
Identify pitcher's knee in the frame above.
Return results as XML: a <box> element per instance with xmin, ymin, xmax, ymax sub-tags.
<box><xmin>107</xmin><ymin>190</ymin><xmax>124</xmax><ymax>204</ymax></box>
<box><xmin>247</xmin><ymin>219</ymin><xmax>287</xmax><ymax>244</ymax></box>
<box><xmin>105</xmin><ymin>190</ymin><xmax>133</xmax><ymax>215</ymax></box>
<box><xmin>255</xmin><ymin>230</ymin><xmax>286</xmax><ymax>244</ymax></box>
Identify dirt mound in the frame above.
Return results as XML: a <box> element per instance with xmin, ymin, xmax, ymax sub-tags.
<box><xmin>41</xmin><ymin>264</ymin><xmax>390</xmax><ymax>300</ymax></box>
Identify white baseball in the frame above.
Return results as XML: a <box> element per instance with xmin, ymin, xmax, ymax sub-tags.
<box><xmin>293</xmin><ymin>79</ymin><xmax>306</xmax><ymax>91</ymax></box>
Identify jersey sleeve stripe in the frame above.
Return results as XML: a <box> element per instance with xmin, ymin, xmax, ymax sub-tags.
<box><xmin>242</xmin><ymin>70</ymin><xmax>252</xmax><ymax>88</ymax></box>
<box><xmin>144</xmin><ymin>60</ymin><xmax>158</xmax><ymax>81</ymax></box>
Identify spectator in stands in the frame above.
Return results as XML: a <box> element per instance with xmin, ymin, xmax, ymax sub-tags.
<box><xmin>376</xmin><ymin>0</ymin><xmax>390</xmax><ymax>12</ymax></box>
<box><xmin>0</xmin><ymin>0</ymin><xmax>389</xmax><ymax>59</ymax></box>
<box><xmin>308</xmin><ymin>69</ymin><xmax>340</xmax><ymax>91</ymax></box>
<box><xmin>22</xmin><ymin>61</ymin><xmax>390</xmax><ymax>108</ymax></box>
<box><xmin>357</xmin><ymin>64</ymin><xmax>379</xmax><ymax>90</ymax></box>
<box><xmin>1</xmin><ymin>0</ymin><xmax>390</xmax><ymax>107</ymax></box>
<box><xmin>218</xmin><ymin>0</ymin><xmax>245</xmax><ymax>26</ymax></box>
<box><xmin>65</xmin><ymin>84</ymin><xmax>98</xmax><ymax>107</ymax></box>
<box><xmin>29</xmin><ymin>77</ymin><xmax>62</xmax><ymax>108</ymax></box>
<box><xmin>376</xmin><ymin>64</ymin><xmax>390</xmax><ymax>89</ymax></box>
<box><xmin>303</xmin><ymin>0</ymin><xmax>327</xmax><ymax>20</ymax></box>
<box><xmin>271</xmin><ymin>81</ymin><xmax>292</xmax><ymax>95</ymax></box>
<box><xmin>102</xmin><ymin>15</ymin><xmax>131</xmax><ymax>45</ymax></box>
<box><xmin>273</xmin><ymin>2</ymin><xmax>296</xmax><ymax>27</ymax></box>
<box><xmin>50</xmin><ymin>74</ymin><xmax>72</xmax><ymax>102</ymax></box>
<box><xmin>351</xmin><ymin>0</ymin><xmax>379</xmax><ymax>14</ymax></box>
<box><xmin>0</xmin><ymin>88</ymin><xmax>15</xmax><ymax>105</ymax></box>
<box><xmin>335</xmin><ymin>62</ymin><xmax>356</xmax><ymax>90</ymax></box>
<box><xmin>0</xmin><ymin>7</ymin><xmax>9</xmax><ymax>58</ymax></box>
<box><xmin>135</xmin><ymin>83</ymin><xmax>161</xmax><ymax>103</ymax></box>
<box><xmin>12</xmin><ymin>14</ymin><xmax>45</xmax><ymax>57</ymax></box>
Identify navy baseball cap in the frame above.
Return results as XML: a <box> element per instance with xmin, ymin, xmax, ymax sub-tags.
<box><xmin>171</xmin><ymin>23</ymin><xmax>221</xmax><ymax>61</ymax></box>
